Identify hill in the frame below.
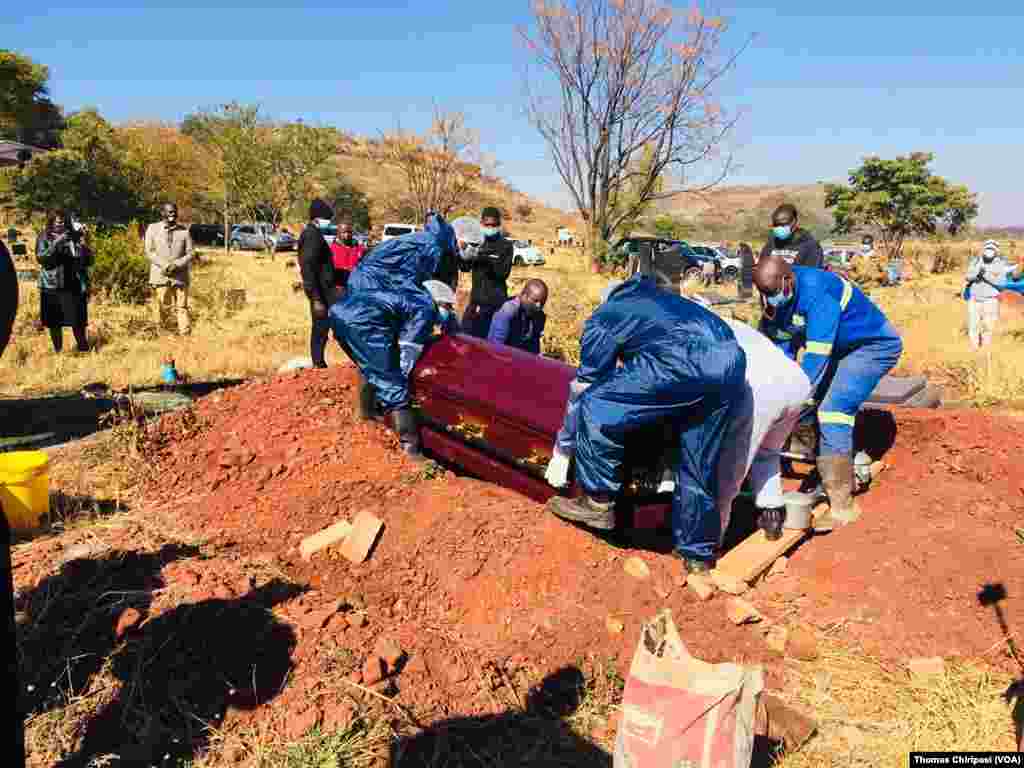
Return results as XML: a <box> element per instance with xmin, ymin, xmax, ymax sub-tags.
<box><xmin>331</xmin><ymin>135</ymin><xmax>578</xmax><ymax>245</ymax></box>
<box><xmin>650</xmin><ymin>182</ymin><xmax>834</xmax><ymax>241</ymax></box>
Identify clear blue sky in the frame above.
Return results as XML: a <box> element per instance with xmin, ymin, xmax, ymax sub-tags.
<box><xmin>4</xmin><ymin>1</ymin><xmax>1023</xmax><ymax>225</ymax></box>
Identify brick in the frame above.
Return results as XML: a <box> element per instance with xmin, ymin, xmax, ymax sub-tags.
<box><xmin>362</xmin><ymin>655</ymin><xmax>386</xmax><ymax>686</ymax></box>
<box><xmin>374</xmin><ymin>637</ymin><xmax>405</xmax><ymax>670</ymax></box>
<box><xmin>726</xmin><ymin>598</ymin><xmax>761</xmax><ymax>626</ymax></box>
<box><xmin>605</xmin><ymin>616</ymin><xmax>625</xmax><ymax>635</ymax></box>
<box><xmin>765</xmin><ymin>626</ymin><xmax>788</xmax><ymax>653</ymax></box>
<box><xmin>623</xmin><ymin>556</ymin><xmax>651</xmax><ymax>580</ymax></box>
<box><xmin>687</xmin><ymin>573</ymin><xmax>715</xmax><ymax>601</ymax></box>
<box><xmin>299</xmin><ymin>519</ymin><xmax>353</xmax><ymax>561</ymax></box>
<box><xmin>787</xmin><ymin>627</ymin><xmax>819</xmax><ymax>660</ymax></box>
<box><xmin>340</xmin><ymin>511</ymin><xmax>384</xmax><ymax>564</ymax></box>
<box><xmin>711</xmin><ymin>569</ymin><xmax>749</xmax><ymax>595</ymax></box>
<box><xmin>758</xmin><ymin>694</ymin><xmax>817</xmax><ymax>750</ymax></box>
<box><xmin>716</xmin><ymin>528</ymin><xmax>806</xmax><ymax>583</ymax></box>
<box><xmin>907</xmin><ymin>656</ymin><xmax>946</xmax><ymax>678</ymax></box>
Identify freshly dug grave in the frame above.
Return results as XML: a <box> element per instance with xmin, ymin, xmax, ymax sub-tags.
<box><xmin>16</xmin><ymin>366</ymin><xmax>1024</xmax><ymax>762</ymax></box>
<box><xmin>143</xmin><ymin>368</ymin><xmax>1024</xmax><ymax>687</ymax></box>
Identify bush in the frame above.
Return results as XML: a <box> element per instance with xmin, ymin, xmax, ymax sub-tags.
<box><xmin>88</xmin><ymin>226</ymin><xmax>151</xmax><ymax>304</ymax></box>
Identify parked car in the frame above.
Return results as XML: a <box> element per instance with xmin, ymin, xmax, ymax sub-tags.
<box><xmin>512</xmin><ymin>240</ymin><xmax>545</xmax><ymax>266</ymax></box>
<box><xmin>229</xmin><ymin>224</ymin><xmax>296</xmax><ymax>252</ymax></box>
<box><xmin>189</xmin><ymin>224</ymin><xmax>225</xmax><ymax>247</ymax></box>
<box><xmin>381</xmin><ymin>223</ymin><xmax>420</xmax><ymax>242</ymax></box>
<box><xmin>315</xmin><ymin>220</ymin><xmax>338</xmax><ymax>245</ymax></box>
<box><xmin>613</xmin><ymin>237</ymin><xmax>703</xmax><ymax>290</ymax></box>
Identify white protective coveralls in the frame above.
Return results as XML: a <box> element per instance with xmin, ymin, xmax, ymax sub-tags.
<box><xmin>715</xmin><ymin>318</ymin><xmax>813</xmax><ymax>543</ymax></box>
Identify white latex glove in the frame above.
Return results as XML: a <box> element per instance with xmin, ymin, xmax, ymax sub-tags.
<box><xmin>544</xmin><ymin>447</ymin><xmax>571</xmax><ymax>488</ymax></box>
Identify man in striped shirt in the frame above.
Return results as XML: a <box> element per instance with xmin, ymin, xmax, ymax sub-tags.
<box><xmin>754</xmin><ymin>256</ymin><xmax>902</xmax><ymax>531</ymax></box>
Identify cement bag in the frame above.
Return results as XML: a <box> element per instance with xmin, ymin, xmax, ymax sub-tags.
<box><xmin>613</xmin><ymin>609</ymin><xmax>763</xmax><ymax>768</ymax></box>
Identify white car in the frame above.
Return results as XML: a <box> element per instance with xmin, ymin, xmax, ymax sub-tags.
<box><xmin>512</xmin><ymin>240</ymin><xmax>546</xmax><ymax>266</ymax></box>
<box><xmin>381</xmin><ymin>223</ymin><xmax>420</xmax><ymax>242</ymax></box>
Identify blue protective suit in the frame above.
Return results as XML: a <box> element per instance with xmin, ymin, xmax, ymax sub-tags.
<box><xmin>563</xmin><ymin>275</ymin><xmax>747</xmax><ymax>562</ymax></box>
<box><xmin>331</xmin><ymin>214</ymin><xmax>459</xmax><ymax>413</ymax></box>
<box><xmin>758</xmin><ymin>266</ymin><xmax>903</xmax><ymax>457</ymax></box>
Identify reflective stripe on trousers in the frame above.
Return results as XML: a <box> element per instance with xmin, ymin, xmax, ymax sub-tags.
<box><xmin>817</xmin><ymin>334</ymin><xmax>902</xmax><ymax>456</ymax></box>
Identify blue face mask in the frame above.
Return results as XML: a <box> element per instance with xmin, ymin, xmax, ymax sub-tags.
<box><xmin>765</xmin><ymin>291</ymin><xmax>791</xmax><ymax>308</ymax></box>
<box><xmin>438</xmin><ymin>307</ymin><xmax>452</xmax><ymax>324</ymax></box>
<box><xmin>481</xmin><ymin>226</ymin><xmax>500</xmax><ymax>239</ymax></box>
<box><xmin>773</xmin><ymin>225</ymin><xmax>792</xmax><ymax>241</ymax></box>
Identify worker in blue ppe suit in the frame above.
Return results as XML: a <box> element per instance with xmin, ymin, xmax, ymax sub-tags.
<box><xmin>330</xmin><ymin>213</ymin><xmax>462</xmax><ymax>459</ymax></box>
<box><xmin>541</xmin><ymin>275</ymin><xmax>747</xmax><ymax>574</ymax></box>
<box><xmin>753</xmin><ymin>255</ymin><xmax>902</xmax><ymax>531</ymax></box>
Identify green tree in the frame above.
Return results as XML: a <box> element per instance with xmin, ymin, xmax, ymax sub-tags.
<box><xmin>11</xmin><ymin>109</ymin><xmax>145</xmax><ymax>224</ymax></box>
<box><xmin>265</xmin><ymin>121</ymin><xmax>338</xmax><ymax>231</ymax></box>
<box><xmin>186</xmin><ymin>103</ymin><xmax>272</xmax><ymax>249</ymax></box>
<box><xmin>324</xmin><ymin>176</ymin><xmax>372</xmax><ymax>231</ymax></box>
<box><xmin>825</xmin><ymin>153</ymin><xmax>978</xmax><ymax>260</ymax></box>
<box><xmin>0</xmin><ymin>50</ymin><xmax>62</xmax><ymax>146</ymax></box>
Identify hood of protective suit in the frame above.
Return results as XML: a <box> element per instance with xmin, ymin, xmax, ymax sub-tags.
<box><xmin>348</xmin><ymin>213</ymin><xmax>457</xmax><ymax>295</ymax></box>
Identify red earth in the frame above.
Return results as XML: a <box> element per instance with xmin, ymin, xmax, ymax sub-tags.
<box><xmin>15</xmin><ymin>366</ymin><xmax>1024</xmax><ymax>758</ymax></box>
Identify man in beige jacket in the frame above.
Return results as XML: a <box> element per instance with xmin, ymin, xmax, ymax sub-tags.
<box><xmin>145</xmin><ymin>203</ymin><xmax>194</xmax><ymax>334</ymax></box>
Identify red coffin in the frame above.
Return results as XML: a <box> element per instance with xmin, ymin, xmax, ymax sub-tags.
<box><xmin>410</xmin><ymin>333</ymin><xmax>673</xmax><ymax>527</ymax></box>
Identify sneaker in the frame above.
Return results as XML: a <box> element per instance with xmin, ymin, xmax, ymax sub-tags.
<box><xmin>546</xmin><ymin>495</ymin><xmax>616</xmax><ymax>531</ymax></box>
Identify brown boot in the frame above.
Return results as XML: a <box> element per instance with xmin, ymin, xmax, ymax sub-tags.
<box><xmin>546</xmin><ymin>495</ymin><xmax>616</xmax><ymax>531</ymax></box>
<box><xmin>813</xmin><ymin>454</ymin><xmax>862</xmax><ymax>532</ymax></box>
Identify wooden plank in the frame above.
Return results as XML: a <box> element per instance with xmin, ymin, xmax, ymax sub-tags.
<box><xmin>339</xmin><ymin>511</ymin><xmax>384</xmax><ymax>564</ymax></box>
<box><xmin>299</xmin><ymin>519</ymin><xmax>353</xmax><ymax>561</ymax></box>
<box><xmin>716</xmin><ymin>528</ymin><xmax>806</xmax><ymax>583</ymax></box>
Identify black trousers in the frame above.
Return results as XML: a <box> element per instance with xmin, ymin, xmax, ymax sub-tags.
<box><xmin>462</xmin><ymin>303</ymin><xmax>501</xmax><ymax>339</ymax></box>
<box><xmin>1</xmin><ymin>509</ymin><xmax>24</xmax><ymax>767</ymax></box>
<box><xmin>310</xmin><ymin>314</ymin><xmax>331</xmax><ymax>368</ymax></box>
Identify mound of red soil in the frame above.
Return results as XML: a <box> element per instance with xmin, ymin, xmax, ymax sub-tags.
<box><xmin>134</xmin><ymin>369</ymin><xmax>1024</xmax><ymax>737</ymax></box>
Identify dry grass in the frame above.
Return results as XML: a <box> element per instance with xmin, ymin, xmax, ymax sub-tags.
<box><xmin>774</xmin><ymin>638</ymin><xmax>1017</xmax><ymax>767</ymax></box>
<box><xmin>866</xmin><ymin>272</ymin><xmax>1024</xmax><ymax>405</ymax></box>
<box><xmin>2</xmin><ymin>248</ymin><xmax>321</xmax><ymax>396</ymax></box>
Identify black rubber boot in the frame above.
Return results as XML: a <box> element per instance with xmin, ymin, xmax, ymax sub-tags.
<box><xmin>355</xmin><ymin>375</ymin><xmax>380</xmax><ymax>422</ymax></box>
<box><xmin>546</xmin><ymin>495</ymin><xmax>616</xmax><ymax>531</ymax></box>
<box><xmin>391</xmin><ymin>407</ymin><xmax>425</xmax><ymax>462</ymax></box>
<box><xmin>757</xmin><ymin>506</ymin><xmax>786</xmax><ymax>541</ymax></box>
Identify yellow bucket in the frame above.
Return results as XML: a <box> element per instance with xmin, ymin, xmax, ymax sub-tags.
<box><xmin>0</xmin><ymin>450</ymin><xmax>50</xmax><ymax>532</ymax></box>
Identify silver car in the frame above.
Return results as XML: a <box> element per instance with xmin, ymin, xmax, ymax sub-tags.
<box><xmin>229</xmin><ymin>224</ymin><xmax>297</xmax><ymax>252</ymax></box>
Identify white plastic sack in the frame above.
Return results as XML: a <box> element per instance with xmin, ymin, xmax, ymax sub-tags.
<box><xmin>278</xmin><ymin>357</ymin><xmax>313</xmax><ymax>372</ymax></box>
<box><xmin>614</xmin><ymin>609</ymin><xmax>763</xmax><ymax>768</ymax></box>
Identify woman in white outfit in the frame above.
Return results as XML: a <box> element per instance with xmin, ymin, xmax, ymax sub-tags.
<box><xmin>715</xmin><ymin>318</ymin><xmax>813</xmax><ymax>544</ymax></box>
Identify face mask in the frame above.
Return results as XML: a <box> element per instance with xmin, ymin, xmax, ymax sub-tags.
<box><xmin>983</xmin><ymin>250</ymin><xmax>996</xmax><ymax>262</ymax></box>
<box><xmin>481</xmin><ymin>226</ymin><xmax>500</xmax><ymax>239</ymax></box>
<box><xmin>765</xmin><ymin>291</ymin><xmax>791</xmax><ymax>308</ymax></box>
<box><xmin>438</xmin><ymin>307</ymin><xmax>452</xmax><ymax>323</ymax></box>
<box><xmin>862</xmin><ymin>246</ymin><xmax>872</xmax><ymax>255</ymax></box>
<box><xmin>773</xmin><ymin>225</ymin><xmax>792</xmax><ymax>240</ymax></box>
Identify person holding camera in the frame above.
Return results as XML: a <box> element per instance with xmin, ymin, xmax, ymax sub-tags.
<box><xmin>36</xmin><ymin>211</ymin><xmax>92</xmax><ymax>354</ymax></box>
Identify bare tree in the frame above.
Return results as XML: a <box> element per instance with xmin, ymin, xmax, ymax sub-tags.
<box><xmin>522</xmin><ymin>0</ymin><xmax>745</xmax><ymax>264</ymax></box>
<box><xmin>376</xmin><ymin>107</ymin><xmax>484</xmax><ymax>222</ymax></box>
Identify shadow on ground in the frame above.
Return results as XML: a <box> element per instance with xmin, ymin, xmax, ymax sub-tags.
<box><xmin>16</xmin><ymin>544</ymin><xmax>303</xmax><ymax>766</ymax></box>
<box><xmin>0</xmin><ymin>379</ymin><xmax>246</xmax><ymax>450</ymax></box>
<box><xmin>391</xmin><ymin>666</ymin><xmax>611</xmax><ymax>768</ymax></box>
